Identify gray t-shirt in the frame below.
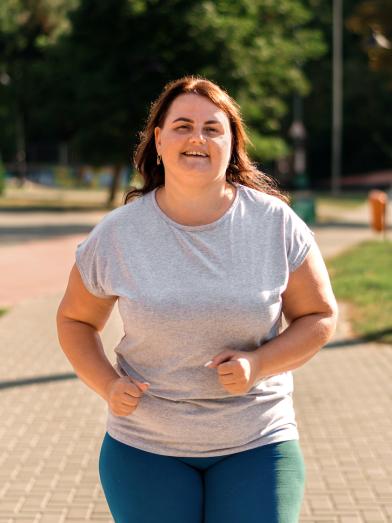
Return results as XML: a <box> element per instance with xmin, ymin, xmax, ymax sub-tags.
<box><xmin>75</xmin><ymin>182</ymin><xmax>315</xmax><ymax>457</ymax></box>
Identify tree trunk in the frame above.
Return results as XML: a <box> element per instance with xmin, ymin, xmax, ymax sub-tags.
<box><xmin>15</xmin><ymin>104</ymin><xmax>27</xmax><ymax>187</ymax></box>
<box><xmin>107</xmin><ymin>164</ymin><xmax>122</xmax><ymax>207</ymax></box>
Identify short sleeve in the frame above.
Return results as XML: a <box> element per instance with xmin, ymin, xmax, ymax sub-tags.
<box><xmin>75</xmin><ymin>221</ymin><xmax>117</xmax><ymax>299</ymax></box>
<box><xmin>284</xmin><ymin>205</ymin><xmax>316</xmax><ymax>272</ymax></box>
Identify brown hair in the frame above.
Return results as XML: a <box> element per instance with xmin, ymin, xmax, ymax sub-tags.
<box><xmin>124</xmin><ymin>75</ymin><xmax>289</xmax><ymax>204</ymax></box>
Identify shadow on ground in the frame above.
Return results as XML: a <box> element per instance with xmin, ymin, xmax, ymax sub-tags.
<box><xmin>0</xmin><ymin>373</ymin><xmax>78</xmax><ymax>390</ymax></box>
<box><xmin>0</xmin><ymin>224</ymin><xmax>95</xmax><ymax>243</ymax></box>
<box><xmin>316</xmin><ymin>221</ymin><xmax>381</xmax><ymax>229</ymax></box>
<box><xmin>326</xmin><ymin>326</ymin><xmax>392</xmax><ymax>349</ymax></box>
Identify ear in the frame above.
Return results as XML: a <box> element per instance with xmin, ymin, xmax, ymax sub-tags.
<box><xmin>154</xmin><ymin>127</ymin><xmax>161</xmax><ymax>154</ymax></box>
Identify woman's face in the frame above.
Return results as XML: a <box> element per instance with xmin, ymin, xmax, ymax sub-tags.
<box><xmin>154</xmin><ymin>93</ymin><xmax>232</xmax><ymax>186</ymax></box>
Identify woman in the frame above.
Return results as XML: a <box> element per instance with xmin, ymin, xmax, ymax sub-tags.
<box><xmin>57</xmin><ymin>76</ymin><xmax>338</xmax><ymax>523</ymax></box>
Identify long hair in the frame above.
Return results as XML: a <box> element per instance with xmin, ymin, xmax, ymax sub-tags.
<box><xmin>124</xmin><ymin>75</ymin><xmax>289</xmax><ymax>204</ymax></box>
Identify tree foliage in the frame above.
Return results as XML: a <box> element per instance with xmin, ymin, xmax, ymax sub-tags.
<box><xmin>3</xmin><ymin>0</ymin><xmax>390</xmax><ymax>193</ymax></box>
<box><xmin>47</xmin><ymin>0</ymin><xmax>326</xmax><ymax>172</ymax></box>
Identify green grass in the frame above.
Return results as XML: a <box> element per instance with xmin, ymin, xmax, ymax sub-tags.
<box><xmin>0</xmin><ymin>308</ymin><xmax>9</xmax><ymax>318</ymax></box>
<box><xmin>327</xmin><ymin>240</ymin><xmax>392</xmax><ymax>343</ymax></box>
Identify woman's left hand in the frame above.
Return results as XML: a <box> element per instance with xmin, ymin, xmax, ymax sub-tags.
<box><xmin>205</xmin><ymin>349</ymin><xmax>261</xmax><ymax>395</ymax></box>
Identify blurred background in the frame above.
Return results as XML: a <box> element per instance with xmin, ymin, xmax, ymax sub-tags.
<box><xmin>0</xmin><ymin>2</ymin><xmax>391</xmax><ymax>522</ymax></box>
<box><xmin>0</xmin><ymin>0</ymin><xmax>391</xmax><ymax>203</ymax></box>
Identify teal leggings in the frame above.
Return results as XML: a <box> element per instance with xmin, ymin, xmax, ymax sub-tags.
<box><xmin>99</xmin><ymin>432</ymin><xmax>305</xmax><ymax>523</ymax></box>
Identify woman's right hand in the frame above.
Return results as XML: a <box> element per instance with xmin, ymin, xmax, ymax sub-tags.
<box><xmin>106</xmin><ymin>377</ymin><xmax>150</xmax><ymax>417</ymax></box>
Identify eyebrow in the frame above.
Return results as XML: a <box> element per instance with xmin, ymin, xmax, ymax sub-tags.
<box><xmin>172</xmin><ymin>117</ymin><xmax>221</xmax><ymax>125</ymax></box>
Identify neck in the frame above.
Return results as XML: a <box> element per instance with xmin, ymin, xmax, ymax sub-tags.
<box><xmin>156</xmin><ymin>179</ymin><xmax>236</xmax><ymax>227</ymax></box>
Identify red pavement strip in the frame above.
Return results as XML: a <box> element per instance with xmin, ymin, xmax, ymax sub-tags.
<box><xmin>0</xmin><ymin>234</ymin><xmax>86</xmax><ymax>308</ymax></box>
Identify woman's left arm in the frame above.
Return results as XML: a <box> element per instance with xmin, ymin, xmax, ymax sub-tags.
<box><xmin>253</xmin><ymin>243</ymin><xmax>338</xmax><ymax>379</ymax></box>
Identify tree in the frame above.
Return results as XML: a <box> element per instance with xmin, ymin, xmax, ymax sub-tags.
<box><xmin>0</xmin><ymin>0</ymin><xmax>78</xmax><ymax>182</ymax></box>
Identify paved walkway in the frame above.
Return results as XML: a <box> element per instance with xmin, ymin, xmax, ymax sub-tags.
<box><xmin>0</xmin><ymin>200</ymin><xmax>391</xmax><ymax>522</ymax></box>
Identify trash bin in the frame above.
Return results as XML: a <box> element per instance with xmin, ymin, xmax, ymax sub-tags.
<box><xmin>291</xmin><ymin>191</ymin><xmax>316</xmax><ymax>225</ymax></box>
<box><xmin>368</xmin><ymin>190</ymin><xmax>388</xmax><ymax>233</ymax></box>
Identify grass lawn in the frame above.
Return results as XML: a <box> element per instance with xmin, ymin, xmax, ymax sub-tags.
<box><xmin>327</xmin><ymin>239</ymin><xmax>392</xmax><ymax>343</ymax></box>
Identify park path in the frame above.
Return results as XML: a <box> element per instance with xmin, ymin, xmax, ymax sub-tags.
<box><xmin>0</xmin><ymin>199</ymin><xmax>391</xmax><ymax>522</ymax></box>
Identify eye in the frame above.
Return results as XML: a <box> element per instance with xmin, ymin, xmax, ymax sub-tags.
<box><xmin>176</xmin><ymin>125</ymin><xmax>190</xmax><ymax>130</ymax></box>
<box><xmin>205</xmin><ymin>127</ymin><xmax>218</xmax><ymax>132</ymax></box>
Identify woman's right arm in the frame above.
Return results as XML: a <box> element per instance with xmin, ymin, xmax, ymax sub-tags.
<box><xmin>56</xmin><ymin>263</ymin><xmax>121</xmax><ymax>401</ymax></box>
<box><xmin>56</xmin><ymin>264</ymin><xmax>150</xmax><ymax>415</ymax></box>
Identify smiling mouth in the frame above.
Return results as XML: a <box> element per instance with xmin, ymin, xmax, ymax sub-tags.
<box><xmin>181</xmin><ymin>153</ymin><xmax>209</xmax><ymax>159</ymax></box>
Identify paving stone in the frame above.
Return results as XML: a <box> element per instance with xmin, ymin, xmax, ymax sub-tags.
<box><xmin>38</xmin><ymin>513</ymin><xmax>67</xmax><ymax>523</ymax></box>
<box><xmin>360</xmin><ymin>508</ymin><xmax>388</xmax><ymax>522</ymax></box>
<box><xmin>339</xmin><ymin>516</ymin><xmax>362</xmax><ymax>523</ymax></box>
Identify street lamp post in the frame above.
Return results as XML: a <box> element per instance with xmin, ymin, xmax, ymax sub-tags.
<box><xmin>289</xmin><ymin>93</ymin><xmax>316</xmax><ymax>224</ymax></box>
<box><xmin>289</xmin><ymin>93</ymin><xmax>308</xmax><ymax>190</ymax></box>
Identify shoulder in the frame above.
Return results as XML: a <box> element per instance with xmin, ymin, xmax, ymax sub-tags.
<box><xmin>238</xmin><ymin>184</ymin><xmax>314</xmax><ymax>242</ymax></box>
<box><xmin>238</xmin><ymin>184</ymin><xmax>292</xmax><ymax>218</ymax></box>
<box><xmin>90</xmin><ymin>193</ymin><xmax>149</xmax><ymax>235</ymax></box>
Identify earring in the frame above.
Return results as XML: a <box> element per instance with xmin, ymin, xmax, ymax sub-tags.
<box><xmin>157</xmin><ymin>154</ymin><xmax>161</xmax><ymax>165</ymax></box>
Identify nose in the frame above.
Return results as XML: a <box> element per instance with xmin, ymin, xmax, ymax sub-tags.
<box><xmin>189</xmin><ymin>128</ymin><xmax>206</xmax><ymax>143</ymax></box>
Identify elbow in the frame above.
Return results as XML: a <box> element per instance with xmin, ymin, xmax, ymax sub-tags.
<box><xmin>56</xmin><ymin>304</ymin><xmax>100</xmax><ymax>334</ymax></box>
<box><xmin>56</xmin><ymin>301</ymin><xmax>66</xmax><ymax>333</ymax></box>
<box><xmin>56</xmin><ymin>301</ymin><xmax>74</xmax><ymax>334</ymax></box>
<box><xmin>320</xmin><ymin>300</ymin><xmax>339</xmax><ymax>345</ymax></box>
<box><xmin>56</xmin><ymin>302</ymin><xmax>70</xmax><ymax>348</ymax></box>
<box><xmin>329</xmin><ymin>296</ymin><xmax>339</xmax><ymax>333</ymax></box>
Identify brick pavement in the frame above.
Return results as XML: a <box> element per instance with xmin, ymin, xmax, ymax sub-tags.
<box><xmin>0</xmin><ymin>210</ymin><xmax>106</xmax><ymax>308</ymax></box>
<box><xmin>0</xmin><ymin>201</ymin><xmax>391</xmax><ymax>522</ymax></box>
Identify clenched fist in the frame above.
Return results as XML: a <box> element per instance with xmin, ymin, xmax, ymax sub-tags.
<box><xmin>106</xmin><ymin>376</ymin><xmax>150</xmax><ymax>417</ymax></box>
<box><xmin>205</xmin><ymin>349</ymin><xmax>261</xmax><ymax>395</ymax></box>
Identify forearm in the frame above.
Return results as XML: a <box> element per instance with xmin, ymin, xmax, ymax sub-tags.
<box><xmin>56</xmin><ymin>316</ymin><xmax>119</xmax><ymax>401</ymax></box>
<box><xmin>255</xmin><ymin>312</ymin><xmax>337</xmax><ymax>379</ymax></box>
